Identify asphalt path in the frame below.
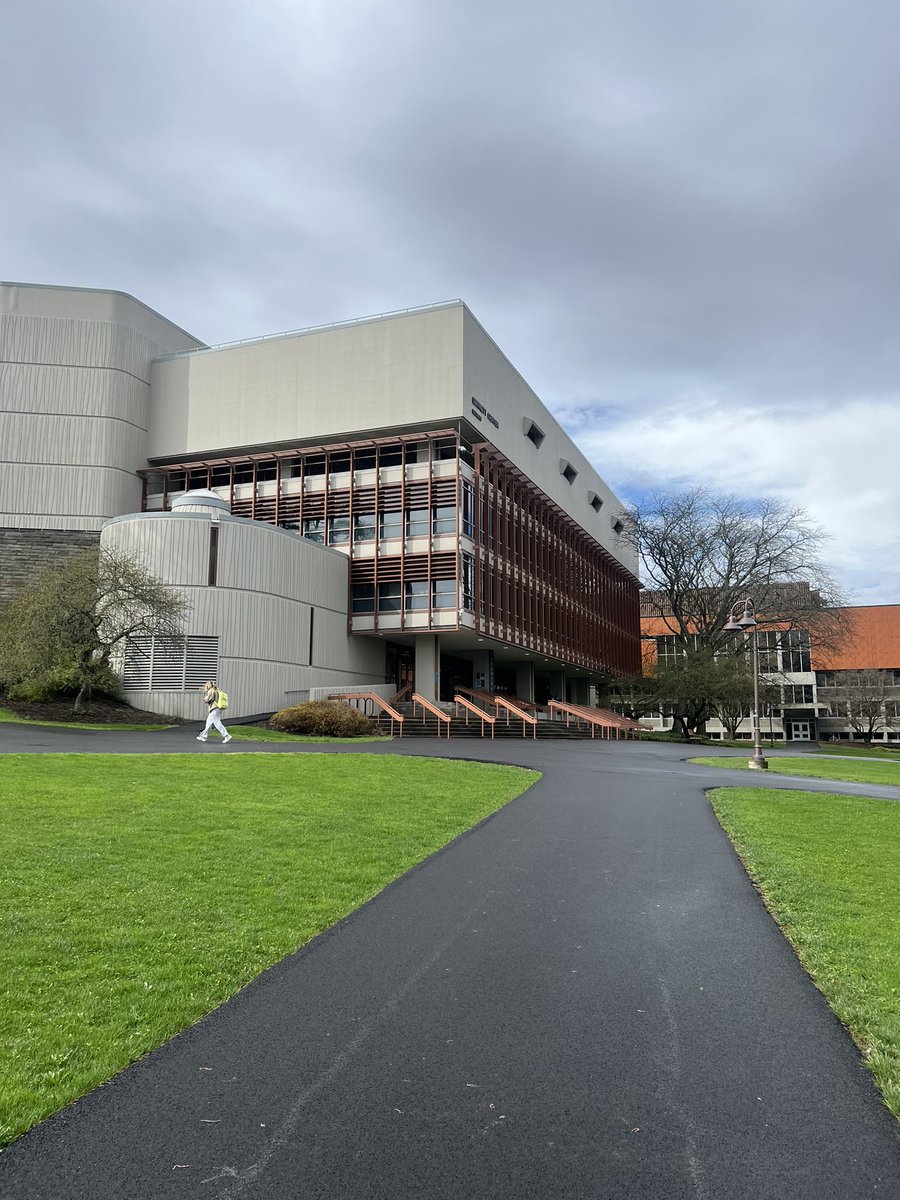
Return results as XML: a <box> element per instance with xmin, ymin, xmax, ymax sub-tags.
<box><xmin>1</xmin><ymin>725</ymin><xmax>898</xmax><ymax>1198</ymax></box>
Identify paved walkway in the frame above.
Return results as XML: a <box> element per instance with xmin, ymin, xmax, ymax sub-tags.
<box><xmin>1</xmin><ymin>727</ymin><xmax>898</xmax><ymax>1198</ymax></box>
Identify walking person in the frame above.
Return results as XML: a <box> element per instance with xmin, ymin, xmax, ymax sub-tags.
<box><xmin>197</xmin><ymin>680</ymin><xmax>232</xmax><ymax>743</ymax></box>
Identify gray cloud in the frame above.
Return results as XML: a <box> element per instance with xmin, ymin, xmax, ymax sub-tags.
<box><xmin>2</xmin><ymin>0</ymin><xmax>898</xmax><ymax>597</ymax></box>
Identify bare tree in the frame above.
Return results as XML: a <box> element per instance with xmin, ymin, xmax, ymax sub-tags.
<box><xmin>822</xmin><ymin>671</ymin><xmax>897</xmax><ymax>744</ymax></box>
<box><xmin>627</xmin><ymin>488</ymin><xmax>848</xmax><ymax>656</ymax></box>
<box><xmin>0</xmin><ymin>548</ymin><xmax>189</xmax><ymax>712</ymax></box>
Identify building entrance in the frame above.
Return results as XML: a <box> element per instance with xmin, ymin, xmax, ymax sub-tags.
<box><xmin>790</xmin><ymin>720</ymin><xmax>812</xmax><ymax>741</ymax></box>
<box><xmin>385</xmin><ymin>643</ymin><xmax>415</xmax><ymax>696</ymax></box>
<box><xmin>439</xmin><ymin>654</ymin><xmax>473</xmax><ymax>702</ymax></box>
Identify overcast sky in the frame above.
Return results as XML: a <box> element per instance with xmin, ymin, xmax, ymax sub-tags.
<box><xmin>3</xmin><ymin>0</ymin><xmax>898</xmax><ymax>602</ymax></box>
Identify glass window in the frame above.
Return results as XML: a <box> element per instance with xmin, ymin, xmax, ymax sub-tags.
<box><xmin>432</xmin><ymin>578</ymin><xmax>456</xmax><ymax>609</ymax></box>
<box><xmin>461</xmin><ymin>553</ymin><xmax>474</xmax><ymax>611</ymax></box>
<box><xmin>329</xmin><ymin>452</ymin><xmax>351</xmax><ymax>474</ymax></box>
<box><xmin>302</xmin><ymin>517</ymin><xmax>325</xmax><ymax>543</ymax></box>
<box><xmin>404</xmin><ymin>581</ymin><xmax>429</xmax><ymax>610</ymax></box>
<box><xmin>256</xmin><ymin>460</ymin><xmax>277</xmax><ymax>481</ymax></box>
<box><xmin>379</xmin><ymin>510</ymin><xmax>402</xmax><ymax>540</ymax></box>
<box><xmin>210</xmin><ymin>467</ymin><xmax>230</xmax><ymax>487</ymax></box>
<box><xmin>405</xmin><ymin>508</ymin><xmax>429</xmax><ymax>538</ymax></box>
<box><xmin>354</xmin><ymin>449</ymin><xmax>377</xmax><ymax>471</ymax></box>
<box><xmin>351</xmin><ymin>584</ymin><xmax>375</xmax><ymax>614</ymax></box>
<box><xmin>461</xmin><ymin>481</ymin><xmax>474</xmax><ymax>538</ymax></box>
<box><xmin>434</xmin><ymin>437</ymin><xmax>458</xmax><ymax>461</ymax></box>
<box><xmin>189</xmin><ymin>468</ymin><xmax>209</xmax><ymax>488</ymax></box>
<box><xmin>378</xmin><ymin>445</ymin><xmax>403</xmax><ymax>467</ymax></box>
<box><xmin>328</xmin><ymin>515</ymin><xmax>350</xmax><ymax>544</ymax></box>
<box><xmin>432</xmin><ymin>505</ymin><xmax>456</xmax><ymax>535</ymax></box>
<box><xmin>353</xmin><ymin>513</ymin><xmax>376</xmax><ymax>541</ymax></box>
<box><xmin>305</xmin><ymin>455</ymin><xmax>326</xmax><ymax>476</ymax></box>
<box><xmin>233</xmin><ymin>465</ymin><xmax>254</xmax><ymax>484</ymax></box>
<box><xmin>378</xmin><ymin>582</ymin><xmax>401</xmax><ymax>613</ymax></box>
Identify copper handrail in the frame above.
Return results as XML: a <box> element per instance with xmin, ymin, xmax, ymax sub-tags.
<box><xmin>492</xmin><ymin>695</ymin><xmax>537</xmax><ymax>739</ymax></box>
<box><xmin>391</xmin><ymin>681</ymin><xmax>413</xmax><ymax>703</ymax></box>
<box><xmin>548</xmin><ymin>700</ymin><xmax>649</xmax><ymax>740</ymax></box>
<box><xmin>411</xmin><ymin>693</ymin><xmax>452</xmax><ymax>738</ymax></box>
<box><xmin>454</xmin><ymin>694</ymin><xmax>496</xmax><ymax>738</ymax></box>
<box><xmin>328</xmin><ymin>692</ymin><xmax>404</xmax><ymax>737</ymax></box>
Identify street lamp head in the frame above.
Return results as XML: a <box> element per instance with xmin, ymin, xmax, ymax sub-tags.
<box><xmin>723</xmin><ymin>617</ymin><xmax>743</xmax><ymax>632</ymax></box>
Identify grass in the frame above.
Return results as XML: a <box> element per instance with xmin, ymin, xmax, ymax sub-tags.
<box><xmin>690</xmin><ymin>754</ymin><xmax>900</xmax><ymax>787</ymax></box>
<box><xmin>0</xmin><ymin>706</ymin><xmax>172</xmax><ymax>732</ymax></box>
<box><xmin>817</xmin><ymin>744</ymin><xmax>900</xmax><ymax>761</ymax></box>
<box><xmin>710</xmin><ymin>787</ymin><xmax>900</xmax><ymax>1120</ymax></box>
<box><xmin>0</xmin><ymin>753</ymin><xmax>538</xmax><ymax>1146</ymax></box>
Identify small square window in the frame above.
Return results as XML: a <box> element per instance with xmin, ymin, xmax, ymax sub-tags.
<box><xmin>525</xmin><ymin>420</ymin><xmax>546</xmax><ymax>448</ymax></box>
<box><xmin>588</xmin><ymin>492</ymin><xmax>603</xmax><ymax>513</ymax></box>
<box><xmin>612</xmin><ymin>518</ymin><xmax>624</xmax><ymax>535</ymax></box>
<box><xmin>560</xmin><ymin>461</ymin><xmax>578</xmax><ymax>485</ymax></box>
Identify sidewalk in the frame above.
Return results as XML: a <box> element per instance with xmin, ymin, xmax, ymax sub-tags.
<box><xmin>1</xmin><ymin>736</ymin><xmax>898</xmax><ymax>1197</ymax></box>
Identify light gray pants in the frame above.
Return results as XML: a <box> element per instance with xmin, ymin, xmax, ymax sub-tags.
<box><xmin>202</xmin><ymin>707</ymin><xmax>229</xmax><ymax>738</ymax></box>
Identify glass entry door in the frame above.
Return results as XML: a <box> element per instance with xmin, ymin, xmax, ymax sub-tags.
<box><xmin>790</xmin><ymin>720</ymin><xmax>811</xmax><ymax>741</ymax></box>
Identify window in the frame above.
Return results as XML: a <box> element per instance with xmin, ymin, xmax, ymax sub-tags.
<box><xmin>816</xmin><ymin>671</ymin><xmax>836</xmax><ymax>688</ymax></box>
<box><xmin>210</xmin><ymin>466</ymin><xmax>230</xmax><ymax>488</ymax></box>
<box><xmin>122</xmin><ymin>635</ymin><xmax>219</xmax><ymax>691</ymax></box>
<box><xmin>525</xmin><ymin>420</ymin><xmax>545</xmax><ymax>448</ymax></box>
<box><xmin>305</xmin><ymin>455</ymin><xmax>327</xmax><ymax>476</ymax></box>
<box><xmin>461</xmin><ymin>481</ymin><xmax>474</xmax><ymax>538</ymax></box>
<box><xmin>302</xmin><ymin>517</ymin><xmax>325</xmax><ymax>543</ymax></box>
<box><xmin>434</xmin><ymin>437</ymin><xmax>458</xmax><ymax>461</ymax></box>
<box><xmin>233</xmin><ymin>464</ymin><xmax>254</xmax><ymax>484</ymax></box>
<box><xmin>329</xmin><ymin>452</ymin><xmax>351</xmax><ymax>474</ymax></box>
<box><xmin>354</xmin><ymin>448</ymin><xmax>377</xmax><ymax>471</ymax></box>
<box><xmin>379</xmin><ymin>510</ymin><xmax>402</xmax><ymax>540</ymax></box>
<box><xmin>588</xmin><ymin>492</ymin><xmax>603</xmax><ymax>513</ymax></box>
<box><xmin>432</xmin><ymin>578</ymin><xmax>456</xmax><ymax>609</ymax></box>
<box><xmin>377</xmin><ymin>582</ymin><xmax>401</xmax><ymax>613</ymax></box>
<box><xmin>432</xmin><ymin>505</ymin><xmax>456</xmax><ymax>535</ymax></box>
<box><xmin>351</xmin><ymin>584</ymin><xmax>375</xmax><ymax>614</ymax></box>
<box><xmin>560</xmin><ymin>460</ymin><xmax>578</xmax><ymax>485</ymax></box>
<box><xmin>783</xmin><ymin>684</ymin><xmax>814</xmax><ymax>705</ymax></box>
<box><xmin>353</xmin><ymin>513</ymin><xmax>376</xmax><ymax>541</ymax></box>
<box><xmin>256</xmin><ymin>460</ymin><xmax>277</xmax><ymax>481</ymax></box>
<box><xmin>461</xmin><ymin>553</ymin><xmax>474</xmax><ymax>611</ymax></box>
<box><xmin>189</xmin><ymin>468</ymin><xmax>209</xmax><ymax>488</ymax></box>
<box><xmin>378</xmin><ymin>445</ymin><xmax>403</xmax><ymax>467</ymax></box>
<box><xmin>328</xmin><ymin>515</ymin><xmax>350</xmax><ymax>544</ymax></box>
<box><xmin>405</xmin><ymin>508</ymin><xmax>429</xmax><ymax>538</ymax></box>
<box><xmin>404</xmin><ymin>581</ymin><xmax>429</xmax><ymax>610</ymax></box>
<box><xmin>611</xmin><ymin>518</ymin><xmax>624</xmax><ymax>535</ymax></box>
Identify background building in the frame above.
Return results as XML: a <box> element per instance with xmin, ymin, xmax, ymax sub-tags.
<box><xmin>3</xmin><ymin>283</ymin><xmax>641</xmax><ymax>717</ymax></box>
<box><xmin>639</xmin><ymin>601</ymin><xmax>900</xmax><ymax>743</ymax></box>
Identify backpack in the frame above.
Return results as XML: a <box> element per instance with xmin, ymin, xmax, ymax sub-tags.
<box><xmin>216</xmin><ymin>690</ymin><xmax>229</xmax><ymax>710</ymax></box>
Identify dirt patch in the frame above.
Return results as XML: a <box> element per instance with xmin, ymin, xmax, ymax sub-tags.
<box><xmin>3</xmin><ymin>696</ymin><xmax>184</xmax><ymax>725</ymax></box>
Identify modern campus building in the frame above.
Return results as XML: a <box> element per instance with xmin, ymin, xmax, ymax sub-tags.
<box><xmin>1</xmin><ymin>281</ymin><xmax>641</xmax><ymax>719</ymax></box>
<box><xmin>640</xmin><ymin>601</ymin><xmax>900</xmax><ymax>743</ymax></box>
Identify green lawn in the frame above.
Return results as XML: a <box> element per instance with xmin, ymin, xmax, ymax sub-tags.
<box><xmin>0</xmin><ymin>706</ymin><xmax>172</xmax><ymax>732</ymax></box>
<box><xmin>691</xmin><ymin>754</ymin><xmax>900</xmax><ymax>787</ymax></box>
<box><xmin>710</xmin><ymin>787</ymin><xmax>900</xmax><ymax>1120</ymax></box>
<box><xmin>0</xmin><ymin>753</ymin><xmax>538</xmax><ymax>1146</ymax></box>
<box><xmin>818</xmin><ymin>744</ymin><xmax>900</xmax><ymax>761</ymax></box>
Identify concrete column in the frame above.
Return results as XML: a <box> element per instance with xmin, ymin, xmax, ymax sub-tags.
<box><xmin>514</xmin><ymin>660</ymin><xmax>535</xmax><ymax>701</ymax></box>
<box><xmin>415</xmin><ymin>634</ymin><xmax>440</xmax><ymax>703</ymax></box>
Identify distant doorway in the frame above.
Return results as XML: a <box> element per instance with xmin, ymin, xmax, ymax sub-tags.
<box><xmin>790</xmin><ymin>720</ymin><xmax>812</xmax><ymax>741</ymax></box>
<box><xmin>385</xmin><ymin>643</ymin><xmax>415</xmax><ymax>695</ymax></box>
<box><xmin>439</xmin><ymin>654</ymin><xmax>473</xmax><ymax>702</ymax></box>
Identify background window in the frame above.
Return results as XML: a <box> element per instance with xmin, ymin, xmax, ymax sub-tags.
<box><xmin>328</xmin><ymin>514</ymin><xmax>350</xmax><ymax>543</ymax></box>
<box><xmin>377</xmin><ymin>582</ymin><xmax>401</xmax><ymax>612</ymax></box>
<box><xmin>353</xmin><ymin>513</ymin><xmax>376</xmax><ymax>541</ymax></box>
<box><xmin>432</xmin><ymin>505</ymin><xmax>456</xmax><ymax>535</ymax></box>
<box><xmin>432</xmin><ymin>578</ymin><xmax>456</xmax><ymax>609</ymax></box>
<box><xmin>404</xmin><ymin>581</ymin><xmax>429</xmax><ymax>610</ymax></box>
<box><xmin>302</xmin><ymin>517</ymin><xmax>325</xmax><ymax>543</ymax></box>
<box><xmin>379</xmin><ymin>511</ymin><xmax>402</xmax><ymax>540</ymax></box>
<box><xmin>351</xmin><ymin>584</ymin><xmax>375</xmax><ymax>614</ymax></box>
<box><xmin>405</xmin><ymin>508</ymin><xmax>429</xmax><ymax>538</ymax></box>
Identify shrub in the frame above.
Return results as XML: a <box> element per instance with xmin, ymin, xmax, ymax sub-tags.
<box><xmin>7</xmin><ymin>663</ymin><xmax>121</xmax><ymax>704</ymax></box>
<box><xmin>269</xmin><ymin>700</ymin><xmax>375</xmax><ymax>737</ymax></box>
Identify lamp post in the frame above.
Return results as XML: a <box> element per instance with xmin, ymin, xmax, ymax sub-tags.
<box><xmin>724</xmin><ymin>598</ymin><xmax>769</xmax><ymax>771</ymax></box>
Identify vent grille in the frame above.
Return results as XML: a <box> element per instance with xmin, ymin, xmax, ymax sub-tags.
<box><xmin>122</xmin><ymin>635</ymin><xmax>219</xmax><ymax>691</ymax></box>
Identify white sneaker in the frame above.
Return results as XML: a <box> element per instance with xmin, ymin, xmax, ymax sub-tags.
<box><xmin>222</xmin><ymin>734</ymin><xmax>232</xmax><ymax>743</ymax></box>
<box><xmin>196</xmin><ymin>735</ymin><xmax>207</xmax><ymax>742</ymax></box>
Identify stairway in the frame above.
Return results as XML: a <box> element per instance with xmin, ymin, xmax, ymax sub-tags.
<box><xmin>374</xmin><ymin>701</ymin><xmax>614</xmax><ymax>740</ymax></box>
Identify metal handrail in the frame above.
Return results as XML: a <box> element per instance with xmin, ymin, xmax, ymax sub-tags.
<box><xmin>412</xmin><ymin>693</ymin><xmax>452</xmax><ymax>737</ymax></box>
<box><xmin>391</xmin><ymin>681</ymin><xmax>413</xmax><ymax>704</ymax></box>
<box><xmin>548</xmin><ymin>700</ymin><xmax>648</xmax><ymax>740</ymax></box>
<box><xmin>454</xmin><ymin>694</ymin><xmax>496</xmax><ymax>738</ymax></box>
<box><xmin>455</xmin><ymin>685</ymin><xmax>544</xmax><ymax>715</ymax></box>
<box><xmin>328</xmin><ymin>692</ymin><xmax>404</xmax><ymax>737</ymax></box>
<box><xmin>493</xmin><ymin>696</ymin><xmax>537</xmax><ymax>739</ymax></box>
